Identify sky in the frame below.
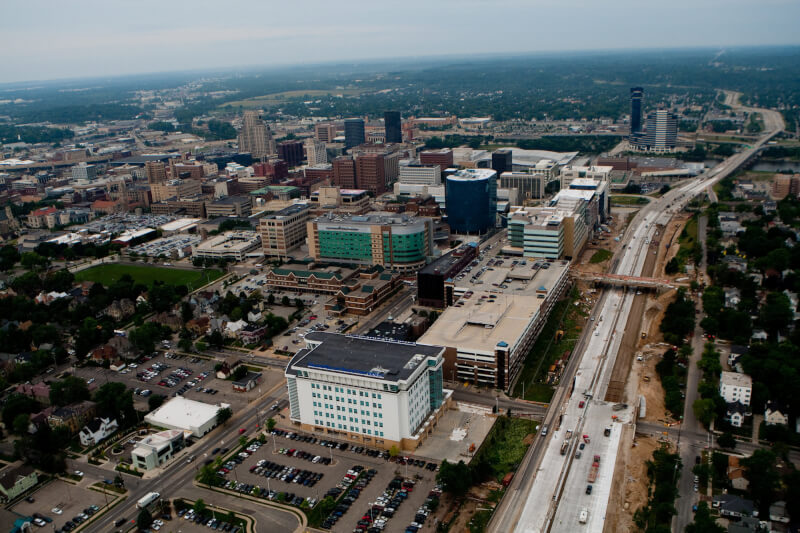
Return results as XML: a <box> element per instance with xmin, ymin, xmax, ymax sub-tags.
<box><xmin>1</xmin><ymin>0</ymin><xmax>799</xmax><ymax>84</ymax></box>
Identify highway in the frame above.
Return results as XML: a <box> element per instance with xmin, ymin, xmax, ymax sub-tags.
<box><xmin>490</xmin><ymin>97</ymin><xmax>783</xmax><ymax>533</ymax></box>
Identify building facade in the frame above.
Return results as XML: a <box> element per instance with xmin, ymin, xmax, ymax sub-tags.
<box><xmin>238</xmin><ymin>111</ymin><xmax>276</xmax><ymax>160</ymax></box>
<box><xmin>194</xmin><ymin>231</ymin><xmax>261</xmax><ymax>261</ymax></box>
<box><xmin>445</xmin><ymin>169</ymin><xmax>497</xmax><ymax>234</ymax></box>
<box><xmin>417</xmin><ymin>243</ymin><xmax>479</xmax><ymax>308</ymax></box>
<box><xmin>399</xmin><ymin>164</ymin><xmax>441</xmax><ymax>186</ymax></box>
<box><xmin>285</xmin><ymin>332</ymin><xmax>450</xmax><ymax>450</ymax></box>
<box><xmin>636</xmin><ymin>109</ymin><xmax>678</xmax><ymax>152</ymax></box>
<box><xmin>420</xmin><ymin>149</ymin><xmax>454</xmax><ymax>170</ymax></box>
<box><xmin>720</xmin><ymin>371</ymin><xmax>752</xmax><ymax>406</ymax></box>
<box><xmin>305</xmin><ymin>139</ymin><xmax>328</xmax><ymax>166</ymax></box>
<box><xmin>384</xmin><ymin>111</ymin><xmax>402</xmax><ymax>144</ymax></box>
<box><xmin>307</xmin><ymin>213</ymin><xmax>433</xmax><ymax>272</ymax></box>
<box><xmin>344</xmin><ymin>118</ymin><xmax>365</xmax><ymax>150</ymax></box>
<box><xmin>131</xmin><ymin>429</ymin><xmax>186</xmax><ymax>471</ymax></box>
<box><xmin>278</xmin><ymin>140</ymin><xmax>304</xmax><ymax>167</ymax></box>
<box><xmin>259</xmin><ymin>203</ymin><xmax>310</xmax><ymax>257</ymax></box>
<box><xmin>315</xmin><ymin>123</ymin><xmax>337</xmax><ymax>143</ymax></box>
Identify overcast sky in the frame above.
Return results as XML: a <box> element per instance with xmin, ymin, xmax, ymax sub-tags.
<box><xmin>1</xmin><ymin>0</ymin><xmax>799</xmax><ymax>84</ymax></box>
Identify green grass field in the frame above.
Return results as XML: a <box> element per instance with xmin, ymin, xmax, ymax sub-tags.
<box><xmin>75</xmin><ymin>264</ymin><xmax>223</xmax><ymax>290</ymax></box>
<box><xmin>611</xmin><ymin>195</ymin><xmax>650</xmax><ymax>205</ymax></box>
<box><xmin>222</xmin><ymin>88</ymin><xmax>362</xmax><ymax>108</ymax></box>
<box><xmin>589</xmin><ymin>249</ymin><xmax>613</xmax><ymax>264</ymax></box>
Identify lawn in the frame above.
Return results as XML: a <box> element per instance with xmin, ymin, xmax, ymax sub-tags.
<box><xmin>473</xmin><ymin>417</ymin><xmax>537</xmax><ymax>482</ymax></box>
<box><xmin>222</xmin><ymin>88</ymin><xmax>362</xmax><ymax>108</ymax></box>
<box><xmin>611</xmin><ymin>195</ymin><xmax>650</xmax><ymax>206</ymax></box>
<box><xmin>512</xmin><ymin>287</ymin><xmax>587</xmax><ymax>402</ymax></box>
<box><xmin>589</xmin><ymin>249</ymin><xmax>613</xmax><ymax>264</ymax></box>
<box><xmin>75</xmin><ymin>264</ymin><xmax>223</xmax><ymax>290</ymax></box>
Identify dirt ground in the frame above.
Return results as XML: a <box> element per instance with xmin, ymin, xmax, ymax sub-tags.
<box><xmin>445</xmin><ymin>481</ymin><xmax>502</xmax><ymax>533</ymax></box>
<box><xmin>657</xmin><ymin>214</ymin><xmax>692</xmax><ymax>279</ymax></box>
<box><xmin>578</xmin><ymin>208</ymin><xmax>632</xmax><ymax>274</ymax></box>
<box><xmin>604</xmin><ymin>434</ymin><xmax>666</xmax><ymax>533</ymax></box>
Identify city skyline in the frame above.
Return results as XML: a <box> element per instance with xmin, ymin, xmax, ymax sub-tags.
<box><xmin>1</xmin><ymin>0</ymin><xmax>800</xmax><ymax>84</ymax></box>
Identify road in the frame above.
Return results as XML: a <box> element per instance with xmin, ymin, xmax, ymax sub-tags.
<box><xmin>79</xmin><ymin>385</ymin><xmax>298</xmax><ymax>533</ymax></box>
<box><xmin>489</xmin><ymin>96</ymin><xmax>783</xmax><ymax>533</ymax></box>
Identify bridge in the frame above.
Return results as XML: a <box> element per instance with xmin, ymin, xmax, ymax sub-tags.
<box><xmin>570</xmin><ymin>269</ymin><xmax>678</xmax><ymax>291</ymax></box>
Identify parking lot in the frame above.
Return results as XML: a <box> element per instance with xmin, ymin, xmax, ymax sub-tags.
<box><xmin>11</xmin><ymin>479</ymin><xmax>114</xmax><ymax>531</ymax></box>
<box><xmin>213</xmin><ymin>429</ymin><xmax>439</xmax><ymax>533</ymax></box>
<box><xmin>72</xmin><ymin>350</ymin><xmax>284</xmax><ymax>414</ymax></box>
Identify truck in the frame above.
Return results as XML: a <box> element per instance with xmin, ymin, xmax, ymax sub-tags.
<box><xmin>579</xmin><ymin>507</ymin><xmax>588</xmax><ymax>524</ymax></box>
<box><xmin>604</xmin><ymin>426</ymin><xmax>612</xmax><ymax>436</ymax></box>
<box><xmin>588</xmin><ymin>455</ymin><xmax>601</xmax><ymax>483</ymax></box>
<box><xmin>137</xmin><ymin>492</ymin><xmax>160</xmax><ymax>509</ymax></box>
<box><xmin>561</xmin><ymin>431</ymin><xmax>573</xmax><ymax>455</ymax></box>
<box><xmin>502</xmin><ymin>472</ymin><xmax>514</xmax><ymax>487</ymax></box>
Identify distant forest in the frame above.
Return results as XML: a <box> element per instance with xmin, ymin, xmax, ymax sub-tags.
<box><xmin>1</xmin><ymin>47</ymin><xmax>799</xmax><ymax>127</ymax></box>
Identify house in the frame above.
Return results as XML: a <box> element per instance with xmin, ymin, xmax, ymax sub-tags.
<box><xmin>232</xmin><ymin>371</ymin><xmax>262</xmax><ymax>392</ymax></box>
<box><xmin>34</xmin><ymin>291</ymin><xmax>69</xmax><ymax>305</ymax></box>
<box><xmin>186</xmin><ymin>316</ymin><xmax>210</xmax><ymax>336</ymax></box>
<box><xmin>724</xmin><ymin>288</ymin><xmax>742</xmax><ymax>309</ymax></box>
<box><xmin>47</xmin><ymin>400</ymin><xmax>97</xmax><ymax>434</ymax></box>
<box><xmin>721</xmin><ymin>220</ymin><xmax>744</xmax><ymax>237</ymax></box>
<box><xmin>728</xmin><ymin>456</ymin><xmax>749</xmax><ymax>491</ymax></box>
<box><xmin>107</xmin><ymin>335</ymin><xmax>133</xmax><ymax>359</ymax></box>
<box><xmin>769</xmin><ymin>501</ymin><xmax>790</xmax><ymax>524</ymax></box>
<box><xmin>103</xmin><ymin>299</ymin><xmax>136</xmax><ymax>321</ymax></box>
<box><xmin>727</xmin><ymin>345</ymin><xmax>748</xmax><ymax>369</ymax></box>
<box><xmin>238</xmin><ymin>323</ymin><xmax>267</xmax><ymax>344</ymax></box>
<box><xmin>224</xmin><ymin>319</ymin><xmax>247</xmax><ymax>337</ymax></box>
<box><xmin>27</xmin><ymin>407</ymin><xmax>54</xmax><ymax>434</ymax></box>
<box><xmin>725</xmin><ymin>401</ymin><xmax>748</xmax><ymax>428</ymax></box>
<box><xmin>765</xmin><ymin>401</ymin><xmax>789</xmax><ymax>426</ymax></box>
<box><xmin>15</xmin><ymin>382</ymin><xmax>51</xmax><ymax>404</ymax></box>
<box><xmin>0</xmin><ymin>465</ymin><xmax>38</xmax><ymax>502</ymax></box>
<box><xmin>784</xmin><ymin>290</ymin><xmax>799</xmax><ymax>321</ymax></box>
<box><xmin>751</xmin><ymin>329</ymin><xmax>768</xmax><ymax>341</ymax></box>
<box><xmin>714</xmin><ymin>494</ymin><xmax>756</xmax><ymax>518</ymax></box>
<box><xmin>79</xmin><ymin>417</ymin><xmax>119</xmax><ymax>446</ymax></box>
<box><xmin>720</xmin><ymin>371</ymin><xmax>752</xmax><ymax>406</ymax></box>
<box><xmin>90</xmin><ymin>344</ymin><xmax>118</xmax><ymax>362</ymax></box>
<box><xmin>215</xmin><ymin>355</ymin><xmax>241</xmax><ymax>379</ymax></box>
<box><xmin>722</xmin><ymin>255</ymin><xmax>748</xmax><ymax>273</ymax></box>
<box><xmin>150</xmin><ymin>312</ymin><xmax>183</xmax><ymax>331</ymax></box>
<box><xmin>727</xmin><ymin>516</ymin><xmax>764</xmax><ymax>533</ymax></box>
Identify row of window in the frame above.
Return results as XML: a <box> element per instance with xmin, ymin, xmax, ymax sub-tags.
<box><xmin>311</xmin><ymin>383</ymin><xmax>383</xmax><ymax>399</ymax></box>
<box><xmin>314</xmin><ymin>419</ymin><xmax>385</xmax><ymax>437</ymax></box>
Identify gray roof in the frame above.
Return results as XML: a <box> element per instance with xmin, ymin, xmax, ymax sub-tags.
<box><xmin>287</xmin><ymin>332</ymin><xmax>442</xmax><ymax>382</ymax></box>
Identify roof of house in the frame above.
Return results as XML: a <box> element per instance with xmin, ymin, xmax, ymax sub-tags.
<box><xmin>0</xmin><ymin>465</ymin><xmax>36</xmax><ymax>491</ymax></box>
<box><xmin>232</xmin><ymin>372</ymin><xmax>262</xmax><ymax>387</ymax></box>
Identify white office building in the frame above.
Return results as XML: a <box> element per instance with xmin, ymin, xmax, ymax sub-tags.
<box><xmin>285</xmin><ymin>332</ymin><xmax>451</xmax><ymax>451</ymax></box>
<box><xmin>719</xmin><ymin>371</ymin><xmax>752</xmax><ymax>406</ymax></box>
<box><xmin>398</xmin><ymin>164</ymin><xmax>441</xmax><ymax>186</ymax></box>
<box><xmin>131</xmin><ymin>429</ymin><xmax>186</xmax><ymax>471</ymax></box>
<box><xmin>144</xmin><ymin>397</ymin><xmax>230</xmax><ymax>437</ymax></box>
<box><xmin>305</xmin><ymin>139</ymin><xmax>328</xmax><ymax>166</ymax></box>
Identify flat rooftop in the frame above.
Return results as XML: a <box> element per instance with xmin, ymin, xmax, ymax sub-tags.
<box><xmin>419</xmin><ymin>243</ymin><xmax>478</xmax><ymax>276</ymax></box>
<box><xmin>418</xmin><ymin>261</ymin><xmax>569</xmax><ymax>354</ymax></box>
<box><xmin>265</xmin><ymin>202</ymin><xmax>310</xmax><ymax>219</ymax></box>
<box><xmin>144</xmin><ymin>397</ymin><xmax>229</xmax><ymax>430</ymax></box>
<box><xmin>287</xmin><ymin>332</ymin><xmax>442</xmax><ymax>382</ymax></box>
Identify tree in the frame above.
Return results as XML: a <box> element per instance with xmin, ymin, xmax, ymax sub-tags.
<box><xmin>148</xmin><ymin>394</ymin><xmax>166</xmax><ymax>411</ymax></box>
<box><xmin>193</xmin><ymin>499</ymin><xmax>207</xmax><ymax>515</ymax></box>
<box><xmin>2</xmin><ymin>394</ymin><xmax>40</xmax><ymax>429</ymax></box>
<box><xmin>436</xmin><ymin>459</ymin><xmax>472</xmax><ymax>497</ymax></box>
<box><xmin>195</xmin><ymin>340</ymin><xmax>208</xmax><ymax>352</ymax></box>
<box><xmin>232</xmin><ymin>365</ymin><xmax>248</xmax><ymax>381</ymax></box>
<box><xmin>181</xmin><ymin>302</ymin><xmax>194</xmax><ymax>323</ymax></box>
<box><xmin>136</xmin><ymin>508</ymin><xmax>153</xmax><ymax>531</ymax></box>
<box><xmin>664</xmin><ymin>257</ymin><xmax>681</xmax><ymax>275</ymax></box>
<box><xmin>685</xmin><ymin>502</ymin><xmax>724</xmax><ymax>533</ymax></box>
<box><xmin>49</xmin><ymin>376</ymin><xmax>91</xmax><ymax>407</ymax></box>
<box><xmin>267</xmin><ymin>293</ymin><xmax>275</xmax><ymax>305</ymax></box>
<box><xmin>717</xmin><ymin>431</ymin><xmax>736</xmax><ymax>449</ymax></box>
<box><xmin>295</xmin><ymin>298</ymin><xmax>304</xmax><ymax>310</ymax></box>
<box><xmin>388</xmin><ymin>445</ymin><xmax>400</xmax><ymax>458</ymax></box>
<box><xmin>94</xmin><ymin>382</ymin><xmax>136</xmax><ymax>427</ymax></box>
<box><xmin>216</xmin><ymin>407</ymin><xmax>233</xmax><ymax>425</ymax></box>
<box><xmin>760</xmin><ymin>292</ymin><xmax>793</xmax><ymax>337</ymax></box>
<box><xmin>281</xmin><ymin>296</ymin><xmax>290</xmax><ymax>306</ymax></box>
<box><xmin>207</xmin><ymin>330</ymin><xmax>224</xmax><ymax>349</ymax></box>
<box><xmin>741</xmin><ymin>449</ymin><xmax>780</xmax><ymax>516</ymax></box>
<box><xmin>693</xmin><ymin>398</ymin><xmax>717</xmax><ymax>428</ymax></box>
<box><xmin>20</xmin><ymin>252</ymin><xmax>49</xmax><ymax>271</ymax></box>
<box><xmin>13</xmin><ymin>413</ymin><xmax>30</xmax><ymax>435</ymax></box>
<box><xmin>266</xmin><ymin>418</ymin><xmax>276</xmax><ymax>432</ymax></box>
<box><xmin>238</xmin><ymin>435</ymin><xmax>248</xmax><ymax>448</ymax></box>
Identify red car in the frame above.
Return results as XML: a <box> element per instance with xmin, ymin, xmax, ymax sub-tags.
<box><xmin>579</xmin><ymin>400</ymin><xmax>585</xmax><ymax>408</ymax></box>
<box><xmin>239</xmin><ymin>428</ymin><xmax>246</xmax><ymax>435</ymax></box>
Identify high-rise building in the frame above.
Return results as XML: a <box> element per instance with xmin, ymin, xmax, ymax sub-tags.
<box><xmin>314</xmin><ymin>123</ymin><xmax>337</xmax><ymax>143</ymax></box>
<box><xmin>72</xmin><ymin>163</ymin><xmax>97</xmax><ymax>181</ymax></box>
<box><xmin>355</xmin><ymin>153</ymin><xmax>386</xmax><ymax>196</ymax></box>
<box><xmin>305</xmin><ymin>139</ymin><xmax>328</xmax><ymax>166</ymax></box>
<box><xmin>384</xmin><ymin>111</ymin><xmax>402</xmax><ymax>144</ymax></box>
<box><xmin>630</xmin><ymin>87</ymin><xmax>644</xmax><ymax>136</ymax></box>
<box><xmin>145</xmin><ymin>161</ymin><xmax>167</xmax><ymax>184</ymax></box>
<box><xmin>344</xmin><ymin>118</ymin><xmax>365</xmax><ymax>150</ymax></box>
<box><xmin>307</xmin><ymin>213</ymin><xmax>433</xmax><ymax>272</ymax></box>
<box><xmin>420</xmin><ymin>149</ymin><xmax>454</xmax><ymax>171</ymax></box>
<box><xmin>639</xmin><ymin>109</ymin><xmax>678</xmax><ymax>152</ymax></box>
<box><xmin>332</xmin><ymin>156</ymin><xmax>357</xmax><ymax>189</ymax></box>
<box><xmin>399</xmin><ymin>164</ymin><xmax>441</xmax><ymax>186</ymax></box>
<box><xmin>259</xmin><ymin>203</ymin><xmax>310</xmax><ymax>257</ymax></box>
<box><xmin>445</xmin><ymin>169</ymin><xmax>497</xmax><ymax>234</ymax></box>
<box><xmin>238</xmin><ymin>111</ymin><xmax>275</xmax><ymax>160</ymax></box>
<box><xmin>491</xmin><ymin>149</ymin><xmax>513</xmax><ymax>177</ymax></box>
<box><xmin>278</xmin><ymin>140</ymin><xmax>304</xmax><ymax>167</ymax></box>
